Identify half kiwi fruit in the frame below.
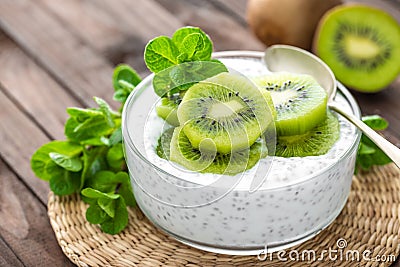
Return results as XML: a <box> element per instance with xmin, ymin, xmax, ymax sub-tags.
<box><xmin>177</xmin><ymin>72</ymin><xmax>275</xmax><ymax>154</ymax></box>
<box><xmin>276</xmin><ymin>111</ymin><xmax>340</xmax><ymax>157</ymax></box>
<box><xmin>253</xmin><ymin>73</ymin><xmax>327</xmax><ymax>136</ymax></box>
<box><xmin>168</xmin><ymin>126</ymin><xmax>268</xmax><ymax>175</ymax></box>
<box><xmin>314</xmin><ymin>4</ymin><xmax>400</xmax><ymax>92</ymax></box>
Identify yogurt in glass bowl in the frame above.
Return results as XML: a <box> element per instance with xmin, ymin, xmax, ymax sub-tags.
<box><xmin>122</xmin><ymin>51</ymin><xmax>361</xmax><ymax>255</ymax></box>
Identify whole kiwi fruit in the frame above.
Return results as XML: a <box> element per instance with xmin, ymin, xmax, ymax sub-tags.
<box><xmin>247</xmin><ymin>0</ymin><xmax>342</xmax><ymax>50</ymax></box>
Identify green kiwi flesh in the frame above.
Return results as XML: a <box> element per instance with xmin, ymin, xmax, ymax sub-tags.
<box><xmin>169</xmin><ymin>126</ymin><xmax>268</xmax><ymax>175</ymax></box>
<box><xmin>156</xmin><ymin>95</ymin><xmax>181</xmax><ymax>126</ymax></box>
<box><xmin>253</xmin><ymin>73</ymin><xmax>328</xmax><ymax>136</ymax></box>
<box><xmin>177</xmin><ymin>72</ymin><xmax>275</xmax><ymax>154</ymax></box>
<box><xmin>314</xmin><ymin>5</ymin><xmax>400</xmax><ymax>92</ymax></box>
<box><xmin>276</xmin><ymin>111</ymin><xmax>340</xmax><ymax>157</ymax></box>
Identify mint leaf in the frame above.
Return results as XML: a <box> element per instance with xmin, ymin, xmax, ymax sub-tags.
<box><xmin>86</xmin><ymin>202</ymin><xmax>110</xmax><ymax>224</ymax></box>
<box><xmin>106</xmin><ymin>143</ymin><xmax>125</xmax><ymax>171</ymax></box>
<box><xmin>356</xmin><ymin>115</ymin><xmax>392</xmax><ymax>172</ymax></box>
<box><xmin>109</xmin><ymin>127</ymin><xmax>122</xmax><ymax>146</ymax></box>
<box><xmin>49</xmin><ymin>152</ymin><xmax>83</xmax><ymax>172</ymax></box>
<box><xmin>362</xmin><ymin>115</ymin><xmax>388</xmax><ymax>131</ymax></box>
<box><xmin>65</xmin><ymin>116</ymin><xmax>113</xmax><ymax>142</ymax></box>
<box><xmin>358</xmin><ymin>143</ymin><xmax>375</xmax><ymax>155</ymax></box>
<box><xmin>85</xmin><ymin>171</ymin><xmax>135</xmax><ymax>207</ymax></box>
<box><xmin>144</xmin><ymin>36</ymin><xmax>179</xmax><ymax>73</ymax></box>
<box><xmin>80</xmin><ymin>136</ymin><xmax>110</xmax><ymax>146</ymax></box>
<box><xmin>49</xmin><ymin>163</ymin><xmax>81</xmax><ymax>195</ymax></box>
<box><xmin>94</xmin><ymin>97</ymin><xmax>117</xmax><ymax>128</ymax></box>
<box><xmin>153</xmin><ymin>61</ymin><xmax>227</xmax><ymax>97</ymax></box>
<box><xmin>98</xmin><ymin>197</ymin><xmax>116</xmax><ymax>218</ymax></box>
<box><xmin>67</xmin><ymin>107</ymin><xmax>103</xmax><ymax>122</ymax></box>
<box><xmin>172</xmin><ymin>26</ymin><xmax>212</xmax><ymax>61</ymax></box>
<box><xmin>112</xmin><ymin>64</ymin><xmax>142</xmax><ymax>92</ymax></box>
<box><xmin>177</xmin><ymin>33</ymin><xmax>204</xmax><ymax>62</ymax></box>
<box><xmin>31</xmin><ymin>141</ymin><xmax>82</xmax><ymax>181</ymax></box>
<box><xmin>87</xmin><ymin>170</ymin><xmax>119</xmax><ymax>192</ymax></box>
<box><xmin>114</xmin><ymin>172</ymin><xmax>135</xmax><ymax>207</ymax></box>
<box><xmin>81</xmin><ymin>188</ymin><xmax>120</xmax><ymax>199</ymax></box>
<box><xmin>100</xmin><ymin>197</ymin><xmax>128</xmax><ymax>234</ymax></box>
<box><xmin>81</xmin><ymin>146</ymin><xmax>108</xmax><ymax>183</ymax></box>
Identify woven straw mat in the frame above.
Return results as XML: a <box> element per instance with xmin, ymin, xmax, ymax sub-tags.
<box><xmin>48</xmin><ymin>163</ymin><xmax>400</xmax><ymax>267</ymax></box>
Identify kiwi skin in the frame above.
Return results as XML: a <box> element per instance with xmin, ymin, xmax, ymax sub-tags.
<box><xmin>247</xmin><ymin>0</ymin><xmax>341</xmax><ymax>50</ymax></box>
<box><xmin>313</xmin><ymin>4</ymin><xmax>400</xmax><ymax>92</ymax></box>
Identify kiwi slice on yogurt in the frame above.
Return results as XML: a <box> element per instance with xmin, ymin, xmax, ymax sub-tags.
<box><xmin>169</xmin><ymin>127</ymin><xmax>268</xmax><ymax>175</ymax></box>
<box><xmin>156</xmin><ymin>127</ymin><xmax>175</xmax><ymax>160</ymax></box>
<box><xmin>276</xmin><ymin>111</ymin><xmax>340</xmax><ymax>157</ymax></box>
<box><xmin>177</xmin><ymin>72</ymin><xmax>275</xmax><ymax>154</ymax></box>
<box><xmin>314</xmin><ymin>5</ymin><xmax>400</xmax><ymax>92</ymax></box>
<box><xmin>253</xmin><ymin>73</ymin><xmax>328</xmax><ymax>136</ymax></box>
<box><xmin>156</xmin><ymin>95</ymin><xmax>181</xmax><ymax>126</ymax></box>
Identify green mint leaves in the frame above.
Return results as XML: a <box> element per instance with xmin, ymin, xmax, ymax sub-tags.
<box><xmin>82</xmin><ymin>171</ymin><xmax>134</xmax><ymax>234</ymax></box>
<box><xmin>172</xmin><ymin>27</ymin><xmax>213</xmax><ymax>62</ymax></box>
<box><xmin>145</xmin><ymin>26</ymin><xmax>227</xmax><ymax>97</ymax></box>
<box><xmin>145</xmin><ymin>36</ymin><xmax>180</xmax><ymax>73</ymax></box>
<box><xmin>31</xmin><ymin>76</ymin><xmax>140</xmax><ymax>234</ymax></box>
<box><xmin>356</xmin><ymin>115</ymin><xmax>392</xmax><ymax>173</ymax></box>
<box><xmin>112</xmin><ymin>64</ymin><xmax>141</xmax><ymax>104</ymax></box>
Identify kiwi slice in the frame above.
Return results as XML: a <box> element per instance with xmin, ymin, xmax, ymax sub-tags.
<box><xmin>275</xmin><ymin>111</ymin><xmax>340</xmax><ymax>157</ymax></box>
<box><xmin>314</xmin><ymin>5</ymin><xmax>400</xmax><ymax>92</ymax></box>
<box><xmin>156</xmin><ymin>127</ymin><xmax>175</xmax><ymax>160</ymax></box>
<box><xmin>169</xmin><ymin>127</ymin><xmax>268</xmax><ymax>175</ymax></box>
<box><xmin>177</xmin><ymin>72</ymin><xmax>275</xmax><ymax>154</ymax></box>
<box><xmin>253</xmin><ymin>73</ymin><xmax>327</xmax><ymax>136</ymax></box>
<box><xmin>156</xmin><ymin>95</ymin><xmax>181</xmax><ymax>126</ymax></box>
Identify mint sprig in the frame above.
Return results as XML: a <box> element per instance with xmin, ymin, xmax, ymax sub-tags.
<box><xmin>145</xmin><ymin>26</ymin><xmax>227</xmax><ymax>97</ymax></box>
<box><xmin>355</xmin><ymin>115</ymin><xmax>392</xmax><ymax>173</ymax></box>
<box><xmin>31</xmin><ymin>65</ymin><xmax>140</xmax><ymax>234</ymax></box>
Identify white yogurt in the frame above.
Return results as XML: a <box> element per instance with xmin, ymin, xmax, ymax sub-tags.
<box><xmin>123</xmin><ymin>55</ymin><xmax>361</xmax><ymax>254</ymax></box>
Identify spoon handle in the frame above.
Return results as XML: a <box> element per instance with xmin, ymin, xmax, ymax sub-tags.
<box><xmin>329</xmin><ymin>103</ymin><xmax>400</xmax><ymax>169</ymax></box>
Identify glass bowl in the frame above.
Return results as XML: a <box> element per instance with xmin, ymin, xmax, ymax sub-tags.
<box><xmin>122</xmin><ymin>51</ymin><xmax>362</xmax><ymax>255</ymax></box>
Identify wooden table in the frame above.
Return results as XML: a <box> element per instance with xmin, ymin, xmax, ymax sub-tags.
<box><xmin>0</xmin><ymin>0</ymin><xmax>398</xmax><ymax>266</ymax></box>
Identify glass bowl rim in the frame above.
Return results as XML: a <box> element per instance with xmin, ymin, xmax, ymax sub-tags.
<box><xmin>122</xmin><ymin>50</ymin><xmax>362</xmax><ymax>191</ymax></box>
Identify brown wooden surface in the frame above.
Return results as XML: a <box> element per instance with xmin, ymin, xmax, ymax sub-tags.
<box><xmin>0</xmin><ymin>0</ymin><xmax>398</xmax><ymax>266</ymax></box>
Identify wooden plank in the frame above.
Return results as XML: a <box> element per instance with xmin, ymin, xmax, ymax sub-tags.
<box><xmin>37</xmin><ymin>0</ymin><xmax>128</xmax><ymax>53</ymax></box>
<box><xmin>0</xmin><ymin>159</ymin><xmax>74</xmax><ymax>266</ymax></box>
<box><xmin>154</xmin><ymin>0</ymin><xmax>265</xmax><ymax>51</ymax></box>
<box><xmin>0</xmin><ymin>87</ymin><xmax>50</xmax><ymax>203</ymax></box>
<box><xmin>0</xmin><ymin>237</ymin><xmax>24</xmax><ymax>267</ymax></box>
<box><xmin>38</xmin><ymin>0</ymin><xmax>183</xmax><ymax>75</ymax></box>
<box><xmin>0</xmin><ymin>32</ymin><xmax>81</xmax><ymax>140</ymax></box>
<box><xmin>0</xmin><ymin>0</ymin><xmax>115</xmax><ymax>108</ymax></box>
<box><xmin>94</xmin><ymin>0</ymin><xmax>183</xmax><ymax>74</ymax></box>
